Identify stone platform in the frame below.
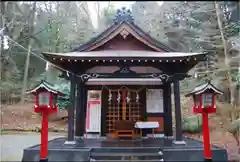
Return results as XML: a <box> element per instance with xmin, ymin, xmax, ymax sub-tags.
<box><xmin>22</xmin><ymin>137</ymin><xmax>228</xmax><ymax>162</ymax></box>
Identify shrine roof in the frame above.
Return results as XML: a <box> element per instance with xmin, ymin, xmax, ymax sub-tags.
<box><xmin>185</xmin><ymin>81</ymin><xmax>223</xmax><ymax>97</ymax></box>
<box><xmin>71</xmin><ymin>7</ymin><xmax>175</xmax><ymax>52</ymax></box>
<box><xmin>26</xmin><ymin>80</ymin><xmax>64</xmax><ymax>96</ymax></box>
<box><xmin>41</xmin><ymin>7</ymin><xmax>208</xmax><ymax>74</ymax></box>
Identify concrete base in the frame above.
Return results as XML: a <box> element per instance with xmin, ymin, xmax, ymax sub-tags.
<box><xmin>39</xmin><ymin>158</ymin><xmax>48</xmax><ymax>162</ymax></box>
<box><xmin>204</xmin><ymin>158</ymin><xmax>213</xmax><ymax>162</ymax></box>
<box><xmin>163</xmin><ymin>148</ymin><xmax>227</xmax><ymax>161</ymax></box>
<box><xmin>22</xmin><ymin>148</ymin><xmax>90</xmax><ymax>162</ymax></box>
<box><xmin>22</xmin><ymin>137</ymin><xmax>228</xmax><ymax>162</ymax></box>
<box><xmin>64</xmin><ymin>140</ymin><xmax>76</xmax><ymax>145</ymax></box>
<box><xmin>173</xmin><ymin>140</ymin><xmax>186</xmax><ymax>145</ymax></box>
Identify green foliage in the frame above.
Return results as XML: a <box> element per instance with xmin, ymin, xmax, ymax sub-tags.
<box><xmin>228</xmin><ymin>118</ymin><xmax>240</xmax><ymax>152</ymax></box>
<box><xmin>54</xmin><ymin>82</ymin><xmax>70</xmax><ymax>110</ymax></box>
<box><xmin>1</xmin><ymin>1</ymin><xmax>239</xmax><ymax>106</ymax></box>
<box><xmin>159</xmin><ymin>1</ymin><xmax>239</xmax><ymax>88</ymax></box>
<box><xmin>96</xmin><ymin>4</ymin><xmax>117</xmax><ymax>33</ymax></box>
<box><xmin>182</xmin><ymin>114</ymin><xmax>202</xmax><ymax>133</ymax></box>
<box><xmin>132</xmin><ymin>2</ymin><xmax>168</xmax><ymax>42</ymax></box>
<box><xmin>223</xmin><ymin>22</ymin><xmax>240</xmax><ymax>38</ymax></box>
<box><xmin>1</xmin><ymin>1</ymin><xmax>94</xmax><ymax>104</ymax></box>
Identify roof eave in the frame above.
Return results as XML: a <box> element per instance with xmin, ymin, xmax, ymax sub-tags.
<box><xmin>41</xmin><ymin>51</ymin><xmax>208</xmax><ymax>60</ymax></box>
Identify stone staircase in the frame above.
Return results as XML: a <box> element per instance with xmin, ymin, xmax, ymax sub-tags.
<box><xmin>89</xmin><ymin>148</ymin><xmax>164</xmax><ymax>162</ymax></box>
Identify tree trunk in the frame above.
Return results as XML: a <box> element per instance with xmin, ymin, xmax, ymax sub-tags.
<box><xmin>215</xmin><ymin>1</ymin><xmax>235</xmax><ymax>120</ymax></box>
<box><xmin>0</xmin><ymin>2</ymin><xmax>6</xmax><ymax>80</ymax></box>
<box><xmin>0</xmin><ymin>1</ymin><xmax>5</xmax><ymax>135</ymax></box>
<box><xmin>20</xmin><ymin>2</ymin><xmax>37</xmax><ymax>104</ymax></box>
<box><xmin>45</xmin><ymin>2</ymin><xmax>63</xmax><ymax>84</ymax></box>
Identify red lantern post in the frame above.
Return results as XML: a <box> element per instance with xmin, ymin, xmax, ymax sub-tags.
<box><xmin>26</xmin><ymin>80</ymin><xmax>64</xmax><ymax>162</ymax></box>
<box><xmin>185</xmin><ymin>81</ymin><xmax>223</xmax><ymax>162</ymax></box>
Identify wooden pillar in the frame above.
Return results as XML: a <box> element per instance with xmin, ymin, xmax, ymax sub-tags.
<box><xmin>81</xmin><ymin>86</ymin><xmax>88</xmax><ymax>136</ymax></box>
<box><xmin>75</xmin><ymin>82</ymin><xmax>83</xmax><ymax>137</ymax></box>
<box><xmin>173</xmin><ymin>80</ymin><xmax>185</xmax><ymax>144</ymax></box>
<box><xmin>65</xmin><ymin>74</ymin><xmax>76</xmax><ymax>144</ymax></box>
<box><xmin>101</xmin><ymin>88</ymin><xmax>108</xmax><ymax>136</ymax></box>
<box><xmin>163</xmin><ymin>83</ymin><xmax>173</xmax><ymax>137</ymax></box>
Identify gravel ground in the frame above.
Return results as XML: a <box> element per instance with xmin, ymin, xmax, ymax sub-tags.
<box><xmin>0</xmin><ymin>132</ymin><xmax>65</xmax><ymax>161</ymax></box>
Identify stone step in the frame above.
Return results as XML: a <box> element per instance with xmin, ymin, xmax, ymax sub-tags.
<box><xmin>91</xmin><ymin>152</ymin><xmax>162</xmax><ymax>156</ymax></box>
<box><xmin>90</xmin><ymin>150</ymin><xmax>163</xmax><ymax>161</ymax></box>
<box><xmin>91</xmin><ymin>147</ymin><xmax>162</xmax><ymax>153</ymax></box>
<box><xmin>90</xmin><ymin>147</ymin><xmax>164</xmax><ymax>161</ymax></box>
<box><xmin>90</xmin><ymin>156</ymin><xmax>163</xmax><ymax>161</ymax></box>
<box><xmin>90</xmin><ymin>159</ymin><xmax>164</xmax><ymax>162</ymax></box>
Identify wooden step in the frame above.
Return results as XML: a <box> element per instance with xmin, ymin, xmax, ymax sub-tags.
<box><xmin>90</xmin><ymin>148</ymin><xmax>164</xmax><ymax>161</ymax></box>
<box><xmin>90</xmin><ymin>159</ymin><xmax>164</xmax><ymax>162</ymax></box>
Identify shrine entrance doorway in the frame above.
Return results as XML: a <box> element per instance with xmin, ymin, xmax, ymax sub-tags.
<box><xmin>105</xmin><ymin>87</ymin><xmax>146</xmax><ymax>134</ymax></box>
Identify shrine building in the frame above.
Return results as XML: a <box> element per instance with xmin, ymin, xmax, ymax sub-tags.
<box><xmin>22</xmin><ymin>7</ymin><xmax>228</xmax><ymax>162</ymax></box>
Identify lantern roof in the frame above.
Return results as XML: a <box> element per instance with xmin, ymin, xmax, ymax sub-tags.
<box><xmin>185</xmin><ymin>81</ymin><xmax>223</xmax><ymax>97</ymax></box>
<box><xmin>26</xmin><ymin>80</ymin><xmax>64</xmax><ymax>96</ymax></box>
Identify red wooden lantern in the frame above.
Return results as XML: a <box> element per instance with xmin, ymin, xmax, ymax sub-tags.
<box><xmin>26</xmin><ymin>80</ymin><xmax>64</xmax><ymax>162</ymax></box>
<box><xmin>186</xmin><ymin>81</ymin><xmax>223</xmax><ymax>114</ymax></box>
<box><xmin>186</xmin><ymin>81</ymin><xmax>223</xmax><ymax>162</ymax></box>
<box><xmin>27</xmin><ymin>80</ymin><xmax>64</xmax><ymax>113</ymax></box>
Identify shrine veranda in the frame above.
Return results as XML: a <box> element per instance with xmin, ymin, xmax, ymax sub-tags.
<box><xmin>22</xmin><ymin>8</ymin><xmax>228</xmax><ymax>162</ymax></box>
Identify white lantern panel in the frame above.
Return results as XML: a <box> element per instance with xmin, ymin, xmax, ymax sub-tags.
<box><xmin>195</xmin><ymin>95</ymin><xmax>201</xmax><ymax>107</ymax></box>
<box><xmin>38</xmin><ymin>92</ymin><xmax>50</xmax><ymax>106</ymax></box>
<box><xmin>202</xmin><ymin>93</ymin><xmax>212</xmax><ymax>107</ymax></box>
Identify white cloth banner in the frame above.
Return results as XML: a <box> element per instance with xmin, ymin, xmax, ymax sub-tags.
<box><xmin>134</xmin><ymin>121</ymin><xmax>159</xmax><ymax>129</ymax></box>
<box><xmin>86</xmin><ymin>101</ymin><xmax>101</xmax><ymax>132</ymax></box>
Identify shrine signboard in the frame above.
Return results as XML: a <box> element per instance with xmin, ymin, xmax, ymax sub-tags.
<box><xmin>146</xmin><ymin>89</ymin><xmax>163</xmax><ymax>113</ymax></box>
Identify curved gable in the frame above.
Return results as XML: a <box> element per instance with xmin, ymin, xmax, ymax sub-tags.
<box><xmin>86</xmin><ymin>23</ymin><xmax>165</xmax><ymax>52</ymax></box>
